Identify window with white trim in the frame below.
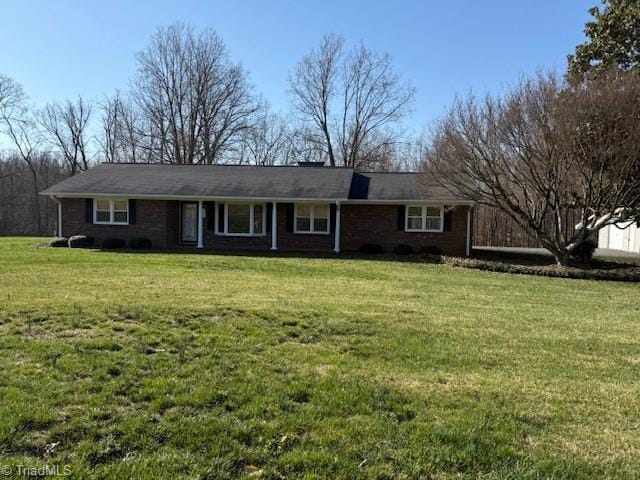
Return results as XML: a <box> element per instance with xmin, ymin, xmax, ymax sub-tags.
<box><xmin>94</xmin><ymin>198</ymin><xmax>129</xmax><ymax>225</ymax></box>
<box><xmin>295</xmin><ymin>204</ymin><xmax>330</xmax><ymax>234</ymax></box>
<box><xmin>222</xmin><ymin>203</ymin><xmax>265</xmax><ymax>236</ymax></box>
<box><xmin>405</xmin><ymin>205</ymin><xmax>443</xmax><ymax>232</ymax></box>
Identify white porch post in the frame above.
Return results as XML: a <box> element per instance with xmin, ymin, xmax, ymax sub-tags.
<box><xmin>465</xmin><ymin>205</ymin><xmax>472</xmax><ymax>257</ymax></box>
<box><xmin>58</xmin><ymin>202</ymin><xmax>62</xmax><ymax>237</ymax></box>
<box><xmin>334</xmin><ymin>201</ymin><xmax>341</xmax><ymax>253</ymax></box>
<box><xmin>52</xmin><ymin>196</ymin><xmax>62</xmax><ymax>237</ymax></box>
<box><xmin>197</xmin><ymin>200</ymin><xmax>204</xmax><ymax>248</ymax></box>
<box><xmin>271</xmin><ymin>202</ymin><xmax>277</xmax><ymax>251</ymax></box>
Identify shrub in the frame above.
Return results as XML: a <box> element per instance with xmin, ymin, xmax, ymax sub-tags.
<box><xmin>393</xmin><ymin>244</ymin><xmax>413</xmax><ymax>255</ymax></box>
<box><xmin>570</xmin><ymin>239</ymin><xmax>597</xmax><ymax>264</ymax></box>
<box><xmin>444</xmin><ymin>256</ymin><xmax>640</xmax><ymax>282</ymax></box>
<box><xmin>419</xmin><ymin>245</ymin><xmax>443</xmax><ymax>256</ymax></box>
<box><xmin>49</xmin><ymin>237</ymin><xmax>68</xmax><ymax>248</ymax></box>
<box><xmin>68</xmin><ymin>235</ymin><xmax>94</xmax><ymax>248</ymax></box>
<box><xmin>129</xmin><ymin>237</ymin><xmax>152</xmax><ymax>249</ymax></box>
<box><xmin>102</xmin><ymin>238</ymin><xmax>126</xmax><ymax>249</ymax></box>
<box><xmin>359</xmin><ymin>243</ymin><xmax>384</xmax><ymax>254</ymax></box>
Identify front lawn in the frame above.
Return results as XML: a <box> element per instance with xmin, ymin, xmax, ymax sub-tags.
<box><xmin>0</xmin><ymin>238</ymin><xmax>639</xmax><ymax>479</ymax></box>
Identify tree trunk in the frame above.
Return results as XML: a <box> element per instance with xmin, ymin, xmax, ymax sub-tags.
<box><xmin>30</xmin><ymin>166</ymin><xmax>41</xmax><ymax>235</ymax></box>
<box><xmin>550</xmin><ymin>249</ymin><xmax>570</xmax><ymax>267</ymax></box>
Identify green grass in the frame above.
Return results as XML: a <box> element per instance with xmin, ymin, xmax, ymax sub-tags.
<box><xmin>1</xmin><ymin>237</ymin><xmax>639</xmax><ymax>479</ymax></box>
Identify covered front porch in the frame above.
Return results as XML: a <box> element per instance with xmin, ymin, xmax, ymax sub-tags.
<box><xmin>177</xmin><ymin>200</ymin><xmax>342</xmax><ymax>253</ymax></box>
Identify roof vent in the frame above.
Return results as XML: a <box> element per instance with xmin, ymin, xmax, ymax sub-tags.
<box><xmin>296</xmin><ymin>161</ymin><xmax>326</xmax><ymax>167</ymax></box>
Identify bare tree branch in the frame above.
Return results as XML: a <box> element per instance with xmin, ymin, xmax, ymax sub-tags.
<box><xmin>289</xmin><ymin>36</ymin><xmax>414</xmax><ymax>170</ymax></box>
<box><xmin>427</xmin><ymin>71</ymin><xmax>640</xmax><ymax>265</ymax></box>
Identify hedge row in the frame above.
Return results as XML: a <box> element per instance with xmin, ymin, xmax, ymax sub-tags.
<box><xmin>442</xmin><ymin>256</ymin><xmax>640</xmax><ymax>282</ymax></box>
<box><xmin>359</xmin><ymin>244</ymin><xmax>443</xmax><ymax>255</ymax></box>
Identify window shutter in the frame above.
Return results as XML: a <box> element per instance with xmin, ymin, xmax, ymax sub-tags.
<box><xmin>330</xmin><ymin>204</ymin><xmax>336</xmax><ymax>234</ymax></box>
<box><xmin>444</xmin><ymin>208</ymin><xmax>453</xmax><ymax>232</ymax></box>
<box><xmin>85</xmin><ymin>199</ymin><xmax>93</xmax><ymax>224</ymax></box>
<box><xmin>128</xmin><ymin>199</ymin><xmax>137</xmax><ymax>225</ymax></box>
<box><xmin>266</xmin><ymin>203</ymin><xmax>273</xmax><ymax>233</ymax></box>
<box><xmin>285</xmin><ymin>203</ymin><xmax>294</xmax><ymax>232</ymax></box>
<box><xmin>205</xmin><ymin>202</ymin><xmax>216</xmax><ymax>231</ymax></box>
<box><xmin>397</xmin><ymin>205</ymin><xmax>405</xmax><ymax>230</ymax></box>
<box><xmin>218</xmin><ymin>203</ymin><xmax>225</xmax><ymax>233</ymax></box>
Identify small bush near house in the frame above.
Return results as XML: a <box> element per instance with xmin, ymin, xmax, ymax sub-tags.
<box><xmin>68</xmin><ymin>235</ymin><xmax>94</xmax><ymax>248</ymax></box>
<box><xmin>102</xmin><ymin>238</ymin><xmax>126</xmax><ymax>249</ymax></box>
<box><xmin>359</xmin><ymin>243</ymin><xmax>384</xmax><ymax>254</ymax></box>
<box><xmin>49</xmin><ymin>237</ymin><xmax>68</xmax><ymax>248</ymax></box>
<box><xmin>129</xmin><ymin>237</ymin><xmax>152</xmax><ymax>249</ymax></box>
<box><xmin>419</xmin><ymin>245</ymin><xmax>443</xmax><ymax>255</ymax></box>
<box><xmin>570</xmin><ymin>239</ymin><xmax>597</xmax><ymax>264</ymax></box>
<box><xmin>393</xmin><ymin>244</ymin><xmax>413</xmax><ymax>255</ymax></box>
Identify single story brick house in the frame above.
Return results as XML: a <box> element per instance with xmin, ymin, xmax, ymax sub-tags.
<box><xmin>41</xmin><ymin>163</ymin><xmax>475</xmax><ymax>256</ymax></box>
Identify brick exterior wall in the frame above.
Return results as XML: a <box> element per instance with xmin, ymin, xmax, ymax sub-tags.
<box><xmin>204</xmin><ymin>227</ymin><xmax>271</xmax><ymax>250</ymax></box>
<box><xmin>276</xmin><ymin>204</ymin><xmax>335</xmax><ymax>252</ymax></box>
<box><xmin>341</xmin><ymin>204</ymin><xmax>471</xmax><ymax>256</ymax></box>
<box><xmin>59</xmin><ymin>199</ymin><xmax>471</xmax><ymax>256</ymax></box>
<box><xmin>203</xmin><ymin>203</ymin><xmax>334</xmax><ymax>251</ymax></box>
<box><xmin>60</xmin><ymin>198</ymin><xmax>179</xmax><ymax>248</ymax></box>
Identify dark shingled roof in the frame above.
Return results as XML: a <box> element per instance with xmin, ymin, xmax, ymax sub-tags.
<box><xmin>350</xmin><ymin>172</ymin><xmax>467</xmax><ymax>202</ymax></box>
<box><xmin>41</xmin><ymin>163</ymin><xmax>355</xmax><ymax>200</ymax></box>
<box><xmin>41</xmin><ymin>163</ymin><xmax>472</xmax><ymax>203</ymax></box>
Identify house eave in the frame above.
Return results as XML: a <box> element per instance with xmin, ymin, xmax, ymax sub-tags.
<box><xmin>40</xmin><ymin>192</ymin><xmax>350</xmax><ymax>203</ymax></box>
<box><xmin>41</xmin><ymin>192</ymin><xmax>474</xmax><ymax>205</ymax></box>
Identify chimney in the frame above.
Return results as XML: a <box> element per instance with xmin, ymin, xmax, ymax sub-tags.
<box><xmin>296</xmin><ymin>161</ymin><xmax>326</xmax><ymax>167</ymax></box>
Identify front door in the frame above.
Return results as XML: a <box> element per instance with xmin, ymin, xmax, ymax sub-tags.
<box><xmin>180</xmin><ymin>202</ymin><xmax>198</xmax><ymax>244</ymax></box>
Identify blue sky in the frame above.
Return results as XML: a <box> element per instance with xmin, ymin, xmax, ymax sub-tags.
<box><xmin>1</xmin><ymin>0</ymin><xmax>593</xmax><ymax>132</ymax></box>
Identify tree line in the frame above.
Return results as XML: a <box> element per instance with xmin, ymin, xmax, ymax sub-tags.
<box><xmin>2</xmin><ymin>24</ymin><xmax>421</xmax><ymax>171</ymax></box>
<box><xmin>0</xmin><ymin>24</ymin><xmax>425</xmax><ymax>235</ymax></box>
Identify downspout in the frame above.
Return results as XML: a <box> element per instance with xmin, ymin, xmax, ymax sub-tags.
<box><xmin>51</xmin><ymin>195</ymin><xmax>62</xmax><ymax>238</ymax></box>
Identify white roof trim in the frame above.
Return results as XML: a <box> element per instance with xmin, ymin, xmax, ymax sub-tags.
<box><xmin>44</xmin><ymin>192</ymin><xmax>349</xmax><ymax>202</ymax></box>
<box><xmin>44</xmin><ymin>192</ymin><xmax>474</xmax><ymax>205</ymax></box>
<box><xmin>345</xmin><ymin>199</ymin><xmax>475</xmax><ymax>206</ymax></box>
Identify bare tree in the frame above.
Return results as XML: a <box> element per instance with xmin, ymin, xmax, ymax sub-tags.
<box><xmin>289</xmin><ymin>34</ymin><xmax>343</xmax><ymax>166</ymax></box>
<box><xmin>338</xmin><ymin>45</ymin><xmax>415</xmax><ymax>169</ymax></box>
<box><xmin>0</xmin><ymin>74</ymin><xmax>46</xmax><ymax>233</ymax></box>
<box><xmin>132</xmin><ymin>23</ymin><xmax>257</xmax><ymax>164</ymax></box>
<box><xmin>278</xmin><ymin>124</ymin><xmax>328</xmax><ymax>165</ymax></box>
<box><xmin>98</xmin><ymin>92</ymin><xmax>146</xmax><ymax>163</ymax></box>
<box><xmin>0</xmin><ymin>74</ymin><xmax>26</xmax><ymax>123</ymax></box>
<box><xmin>235</xmin><ymin>102</ymin><xmax>290</xmax><ymax>165</ymax></box>
<box><xmin>427</xmin><ymin>71</ymin><xmax>640</xmax><ymax>266</ymax></box>
<box><xmin>395</xmin><ymin>129</ymin><xmax>430</xmax><ymax>171</ymax></box>
<box><xmin>39</xmin><ymin>96</ymin><xmax>93</xmax><ymax>175</ymax></box>
<box><xmin>0</xmin><ymin>152</ymin><xmax>67</xmax><ymax>235</ymax></box>
<box><xmin>289</xmin><ymin>35</ymin><xmax>414</xmax><ymax>169</ymax></box>
<box><xmin>99</xmin><ymin>93</ymin><xmax>122</xmax><ymax>163</ymax></box>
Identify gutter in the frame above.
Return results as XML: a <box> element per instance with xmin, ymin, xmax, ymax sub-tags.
<box><xmin>39</xmin><ymin>192</ymin><xmax>475</xmax><ymax>206</ymax></box>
